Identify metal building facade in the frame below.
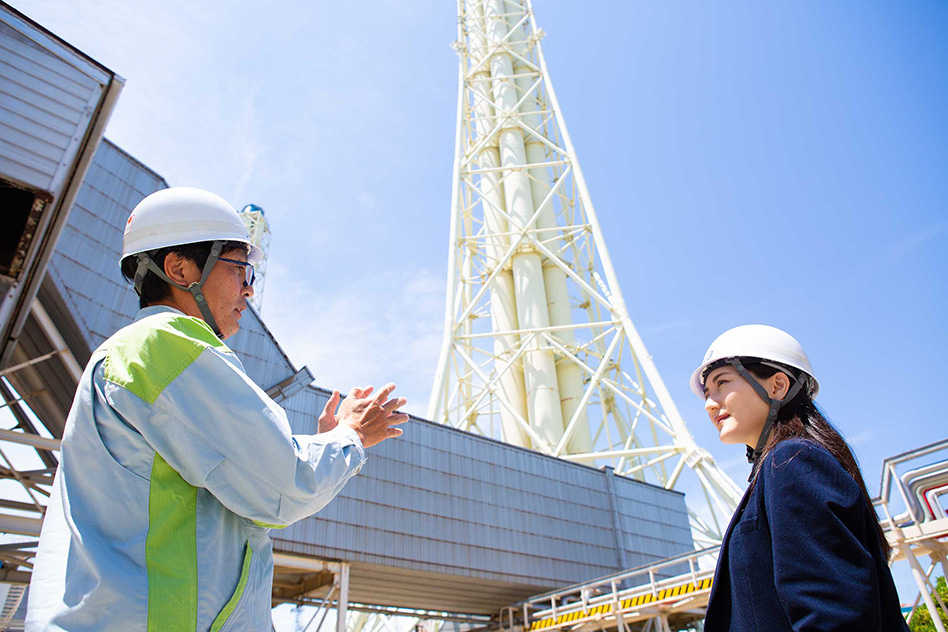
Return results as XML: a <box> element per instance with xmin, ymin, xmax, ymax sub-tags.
<box><xmin>0</xmin><ymin>3</ymin><xmax>122</xmax><ymax>369</ymax></box>
<box><xmin>274</xmin><ymin>395</ymin><xmax>693</xmax><ymax>613</ymax></box>
<box><xmin>0</xmin><ymin>11</ymin><xmax>108</xmax><ymax>193</ymax></box>
<box><xmin>44</xmin><ymin>141</ymin><xmax>166</xmax><ymax>352</ymax></box>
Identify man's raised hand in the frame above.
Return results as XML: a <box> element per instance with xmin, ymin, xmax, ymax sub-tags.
<box><xmin>327</xmin><ymin>383</ymin><xmax>408</xmax><ymax>448</ymax></box>
<box><xmin>318</xmin><ymin>386</ymin><xmax>376</xmax><ymax>434</ymax></box>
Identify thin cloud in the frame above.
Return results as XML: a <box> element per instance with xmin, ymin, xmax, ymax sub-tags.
<box><xmin>642</xmin><ymin>320</ymin><xmax>692</xmax><ymax>336</ymax></box>
<box><xmin>884</xmin><ymin>219</ymin><xmax>948</xmax><ymax>263</ymax></box>
<box><xmin>262</xmin><ymin>264</ymin><xmax>446</xmax><ymax>418</ymax></box>
<box><xmin>845</xmin><ymin>429</ymin><xmax>877</xmax><ymax>448</ymax></box>
<box><xmin>232</xmin><ymin>85</ymin><xmax>266</xmax><ymax>204</ymax></box>
<box><xmin>851</xmin><ymin>218</ymin><xmax>948</xmax><ymax>279</ymax></box>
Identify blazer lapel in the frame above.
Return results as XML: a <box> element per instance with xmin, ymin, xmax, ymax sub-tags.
<box><xmin>704</xmin><ymin>483</ymin><xmax>754</xmax><ymax>625</ymax></box>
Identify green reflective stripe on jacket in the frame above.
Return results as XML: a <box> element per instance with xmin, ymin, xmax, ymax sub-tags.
<box><xmin>210</xmin><ymin>544</ymin><xmax>254</xmax><ymax>632</ymax></box>
<box><xmin>146</xmin><ymin>453</ymin><xmax>198</xmax><ymax>631</ymax></box>
<box><xmin>103</xmin><ymin>313</ymin><xmax>226</xmax><ymax>404</ymax></box>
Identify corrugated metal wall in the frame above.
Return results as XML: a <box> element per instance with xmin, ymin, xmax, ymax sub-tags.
<box><xmin>275</xmin><ymin>385</ymin><xmax>692</xmax><ymax>585</ymax></box>
<box><xmin>45</xmin><ymin>140</ymin><xmax>166</xmax><ymax>349</ymax></box>
<box><xmin>40</xmin><ymin>138</ymin><xmax>693</xmax><ymax>613</ymax></box>
<box><xmin>0</xmin><ymin>11</ymin><xmax>110</xmax><ymax>194</ymax></box>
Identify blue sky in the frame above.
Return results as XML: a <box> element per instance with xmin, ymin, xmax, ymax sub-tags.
<box><xmin>14</xmin><ymin>0</ymin><xmax>948</xmax><ymax>606</ymax></box>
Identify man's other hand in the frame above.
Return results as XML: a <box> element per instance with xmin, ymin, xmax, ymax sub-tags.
<box><xmin>320</xmin><ymin>383</ymin><xmax>408</xmax><ymax>448</ymax></box>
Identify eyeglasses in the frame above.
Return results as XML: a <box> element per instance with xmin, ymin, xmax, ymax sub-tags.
<box><xmin>218</xmin><ymin>257</ymin><xmax>256</xmax><ymax>286</ymax></box>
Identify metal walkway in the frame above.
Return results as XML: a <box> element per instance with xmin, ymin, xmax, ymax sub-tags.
<box><xmin>500</xmin><ymin>548</ymin><xmax>718</xmax><ymax>632</ymax></box>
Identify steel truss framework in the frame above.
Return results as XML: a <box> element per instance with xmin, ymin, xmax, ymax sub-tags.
<box><xmin>429</xmin><ymin>0</ymin><xmax>742</xmax><ymax>546</ymax></box>
<box><xmin>238</xmin><ymin>204</ymin><xmax>271</xmax><ymax>312</ymax></box>
<box><xmin>0</xmin><ymin>378</ymin><xmax>62</xmax><ymax>623</ymax></box>
<box><xmin>874</xmin><ymin>440</ymin><xmax>948</xmax><ymax>632</ymax></box>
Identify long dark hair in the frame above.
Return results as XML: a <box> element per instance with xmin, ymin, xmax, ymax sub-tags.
<box><xmin>744</xmin><ymin>362</ymin><xmax>891</xmax><ymax>559</ymax></box>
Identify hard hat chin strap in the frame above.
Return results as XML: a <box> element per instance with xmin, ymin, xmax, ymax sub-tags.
<box><xmin>728</xmin><ymin>357</ymin><xmax>806</xmax><ymax>481</ymax></box>
<box><xmin>133</xmin><ymin>241</ymin><xmax>226</xmax><ymax>338</ymax></box>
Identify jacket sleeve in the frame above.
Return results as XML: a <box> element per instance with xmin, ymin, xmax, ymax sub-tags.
<box><xmin>111</xmin><ymin>344</ymin><xmax>366</xmax><ymax>527</ymax></box>
<box><xmin>762</xmin><ymin>440</ymin><xmax>880</xmax><ymax>631</ymax></box>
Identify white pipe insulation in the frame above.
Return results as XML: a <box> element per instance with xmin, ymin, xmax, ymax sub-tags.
<box><xmin>504</xmin><ymin>0</ymin><xmax>592</xmax><ymax>454</ymax></box>
<box><xmin>472</xmin><ymin>2</ymin><xmax>530</xmax><ymax>446</ymax></box>
<box><xmin>485</xmin><ymin>0</ymin><xmax>564</xmax><ymax>451</ymax></box>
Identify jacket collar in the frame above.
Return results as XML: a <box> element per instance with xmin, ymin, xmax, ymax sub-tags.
<box><xmin>133</xmin><ymin>305</ymin><xmax>186</xmax><ymax>323</ymax></box>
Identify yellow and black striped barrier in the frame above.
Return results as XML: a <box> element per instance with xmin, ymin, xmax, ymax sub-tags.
<box><xmin>528</xmin><ymin>578</ymin><xmax>713</xmax><ymax>631</ymax></box>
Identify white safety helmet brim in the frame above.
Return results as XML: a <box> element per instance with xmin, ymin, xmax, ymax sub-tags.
<box><xmin>122</xmin><ymin>187</ymin><xmax>264</xmax><ymax>265</ymax></box>
<box><xmin>690</xmin><ymin>324</ymin><xmax>819</xmax><ymax>400</ymax></box>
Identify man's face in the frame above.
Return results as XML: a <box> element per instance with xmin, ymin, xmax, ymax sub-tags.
<box><xmin>202</xmin><ymin>248</ymin><xmax>254</xmax><ymax>339</ymax></box>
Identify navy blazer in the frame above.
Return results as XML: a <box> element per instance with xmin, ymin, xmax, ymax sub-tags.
<box><xmin>703</xmin><ymin>438</ymin><xmax>907</xmax><ymax>632</ymax></box>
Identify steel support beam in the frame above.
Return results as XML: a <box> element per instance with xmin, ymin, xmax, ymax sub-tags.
<box><xmin>429</xmin><ymin>0</ymin><xmax>741</xmax><ymax>545</ymax></box>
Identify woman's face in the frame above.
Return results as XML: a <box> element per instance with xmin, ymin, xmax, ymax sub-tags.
<box><xmin>703</xmin><ymin>366</ymin><xmax>774</xmax><ymax>447</ymax></box>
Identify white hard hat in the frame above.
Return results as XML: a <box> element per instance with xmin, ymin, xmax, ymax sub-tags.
<box><xmin>690</xmin><ymin>324</ymin><xmax>819</xmax><ymax>399</ymax></box>
<box><xmin>122</xmin><ymin>187</ymin><xmax>263</xmax><ymax>264</ymax></box>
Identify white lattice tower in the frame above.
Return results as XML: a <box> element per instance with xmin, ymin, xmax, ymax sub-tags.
<box><xmin>429</xmin><ymin>0</ymin><xmax>743</xmax><ymax>545</ymax></box>
<box><xmin>238</xmin><ymin>203</ymin><xmax>270</xmax><ymax>312</ymax></box>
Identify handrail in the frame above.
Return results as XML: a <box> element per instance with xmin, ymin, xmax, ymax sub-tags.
<box><xmin>523</xmin><ymin>546</ymin><xmax>719</xmax><ymax>607</ymax></box>
<box><xmin>924</xmin><ymin>484</ymin><xmax>948</xmax><ymax>520</ymax></box>
<box><xmin>873</xmin><ymin>439</ymin><xmax>948</xmax><ymax>539</ymax></box>
<box><xmin>877</xmin><ymin>438</ymin><xmax>948</xmax><ymax>505</ymax></box>
<box><xmin>521</xmin><ymin>554</ymin><xmax>716</xmax><ymax>632</ymax></box>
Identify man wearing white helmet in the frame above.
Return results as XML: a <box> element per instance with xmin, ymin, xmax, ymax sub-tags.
<box><xmin>27</xmin><ymin>187</ymin><xmax>408</xmax><ymax>631</ymax></box>
<box><xmin>694</xmin><ymin>325</ymin><xmax>906</xmax><ymax>632</ymax></box>
<box><xmin>120</xmin><ymin>186</ymin><xmax>268</xmax><ymax>338</ymax></box>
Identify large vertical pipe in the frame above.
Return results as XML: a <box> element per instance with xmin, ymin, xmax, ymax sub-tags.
<box><xmin>471</xmin><ymin>2</ymin><xmax>530</xmax><ymax>446</ymax></box>
<box><xmin>485</xmin><ymin>0</ymin><xmax>564</xmax><ymax>451</ymax></box>
<box><xmin>504</xmin><ymin>1</ymin><xmax>592</xmax><ymax>453</ymax></box>
<box><xmin>525</xmin><ymin>0</ymin><xmax>743</xmax><ymax>510</ymax></box>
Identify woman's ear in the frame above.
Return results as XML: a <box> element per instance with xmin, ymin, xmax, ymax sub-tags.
<box><xmin>771</xmin><ymin>372</ymin><xmax>791</xmax><ymax>400</ymax></box>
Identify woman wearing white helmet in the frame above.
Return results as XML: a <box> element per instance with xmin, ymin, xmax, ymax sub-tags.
<box><xmin>695</xmin><ymin>325</ymin><xmax>906</xmax><ymax>632</ymax></box>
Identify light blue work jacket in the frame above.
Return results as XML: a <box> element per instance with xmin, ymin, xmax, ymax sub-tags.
<box><xmin>27</xmin><ymin>306</ymin><xmax>366</xmax><ymax>631</ymax></box>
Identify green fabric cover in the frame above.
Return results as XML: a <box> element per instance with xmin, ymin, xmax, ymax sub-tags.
<box><xmin>103</xmin><ymin>313</ymin><xmax>226</xmax><ymax>404</ymax></box>
<box><xmin>146</xmin><ymin>453</ymin><xmax>199</xmax><ymax>631</ymax></box>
